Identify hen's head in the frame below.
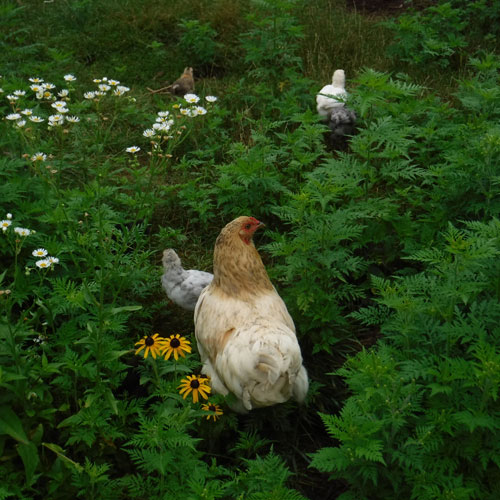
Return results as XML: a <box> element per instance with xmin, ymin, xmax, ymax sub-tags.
<box><xmin>227</xmin><ymin>216</ymin><xmax>264</xmax><ymax>245</ymax></box>
<box><xmin>213</xmin><ymin>216</ymin><xmax>271</xmax><ymax>294</ymax></box>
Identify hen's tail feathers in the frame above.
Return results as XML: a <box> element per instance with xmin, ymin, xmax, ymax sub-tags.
<box><xmin>292</xmin><ymin>365</ymin><xmax>309</xmax><ymax>403</ymax></box>
<box><xmin>244</xmin><ymin>344</ymin><xmax>307</xmax><ymax>411</ymax></box>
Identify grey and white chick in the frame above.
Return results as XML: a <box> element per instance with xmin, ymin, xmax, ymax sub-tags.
<box><xmin>161</xmin><ymin>249</ymin><xmax>213</xmax><ymax>311</ymax></box>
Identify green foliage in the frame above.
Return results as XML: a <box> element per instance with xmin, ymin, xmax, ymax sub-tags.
<box><xmin>2</xmin><ymin>0</ymin><xmax>500</xmax><ymax>498</ymax></box>
<box><xmin>384</xmin><ymin>0</ymin><xmax>500</xmax><ymax>69</ymax></box>
<box><xmin>178</xmin><ymin>19</ymin><xmax>223</xmax><ymax>73</ymax></box>
<box><xmin>310</xmin><ymin>220</ymin><xmax>500</xmax><ymax>499</ymax></box>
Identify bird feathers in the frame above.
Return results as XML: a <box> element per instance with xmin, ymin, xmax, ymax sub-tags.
<box><xmin>194</xmin><ymin>216</ymin><xmax>308</xmax><ymax>413</ymax></box>
<box><xmin>316</xmin><ymin>69</ymin><xmax>348</xmax><ymax>117</ymax></box>
<box><xmin>161</xmin><ymin>249</ymin><xmax>213</xmax><ymax>311</ymax></box>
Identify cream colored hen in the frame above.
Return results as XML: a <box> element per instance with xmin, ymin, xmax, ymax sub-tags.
<box><xmin>194</xmin><ymin>216</ymin><xmax>308</xmax><ymax>413</ymax></box>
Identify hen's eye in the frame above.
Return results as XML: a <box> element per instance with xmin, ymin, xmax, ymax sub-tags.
<box><xmin>245</xmin><ymin>224</ymin><xmax>251</xmax><ymax>230</ymax></box>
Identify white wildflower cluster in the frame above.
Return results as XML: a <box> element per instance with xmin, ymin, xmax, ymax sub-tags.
<box><xmin>2</xmin><ymin>72</ymin><xmax>129</xmax><ymax>131</ymax></box>
<box><xmin>1</xmin><ymin>213</ymin><xmax>59</xmax><ymax>268</ymax></box>
<box><xmin>135</xmin><ymin>93</ymin><xmax>218</xmax><ymax>153</ymax></box>
<box><xmin>32</xmin><ymin>248</ymin><xmax>59</xmax><ymax>269</ymax></box>
<box><xmin>1</xmin><ymin>212</ymin><xmax>31</xmax><ymax>236</ymax></box>
<box><xmin>178</xmin><ymin>93</ymin><xmax>210</xmax><ymax>118</ymax></box>
<box><xmin>3</xmin><ymin>75</ymin><xmax>81</xmax><ymax>130</ymax></box>
<box><xmin>85</xmin><ymin>76</ymin><xmax>130</xmax><ymax>100</ymax></box>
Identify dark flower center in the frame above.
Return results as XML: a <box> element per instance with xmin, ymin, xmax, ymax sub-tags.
<box><xmin>209</xmin><ymin>405</ymin><xmax>216</xmax><ymax>412</ymax></box>
<box><xmin>145</xmin><ymin>336</ymin><xmax>155</xmax><ymax>346</ymax></box>
<box><xmin>170</xmin><ymin>338</ymin><xmax>181</xmax><ymax>348</ymax></box>
<box><xmin>190</xmin><ymin>380</ymin><xmax>200</xmax><ymax>389</ymax></box>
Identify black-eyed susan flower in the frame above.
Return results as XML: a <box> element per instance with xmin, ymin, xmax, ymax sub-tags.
<box><xmin>161</xmin><ymin>334</ymin><xmax>191</xmax><ymax>361</ymax></box>
<box><xmin>201</xmin><ymin>402</ymin><xmax>223</xmax><ymax>421</ymax></box>
<box><xmin>178</xmin><ymin>374</ymin><xmax>211</xmax><ymax>403</ymax></box>
<box><xmin>135</xmin><ymin>333</ymin><xmax>166</xmax><ymax>359</ymax></box>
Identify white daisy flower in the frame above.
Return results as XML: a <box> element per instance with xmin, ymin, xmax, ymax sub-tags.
<box><xmin>98</xmin><ymin>84</ymin><xmax>110</xmax><ymax>92</ymax></box>
<box><xmin>184</xmin><ymin>93</ymin><xmax>199</xmax><ymax>103</ymax></box>
<box><xmin>64</xmin><ymin>74</ymin><xmax>76</xmax><ymax>81</ymax></box>
<box><xmin>66</xmin><ymin>115</ymin><xmax>80</xmax><ymax>123</ymax></box>
<box><xmin>94</xmin><ymin>91</ymin><xmax>106</xmax><ymax>97</ymax></box>
<box><xmin>157</xmin><ymin>111</ymin><xmax>170</xmax><ymax>117</ymax></box>
<box><xmin>180</xmin><ymin>108</ymin><xmax>190</xmax><ymax>116</ymax></box>
<box><xmin>6</xmin><ymin>95</ymin><xmax>19</xmax><ymax>101</ymax></box>
<box><xmin>42</xmin><ymin>91</ymin><xmax>53</xmax><ymax>100</ymax></box>
<box><xmin>102</xmin><ymin>77</ymin><xmax>108</xmax><ymax>81</ymax></box>
<box><xmin>108</xmin><ymin>79</ymin><xmax>120</xmax><ymax>86</ymax></box>
<box><xmin>126</xmin><ymin>146</ymin><xmax>140</xmax><ymax>153</ymax></box>
<box><xmin>15</xmin><ymin>120</ymin><xmax>26</xmax><ymax>128</ymax></box>
<box><xmin>93</xmin><ymin>78</ymin><xmax>102</xmax><ymax>83</ymax></box>
<box><xmin>6</xmin><ymin>213</ymin><xmax>12</xmax><ymax>219</ymax></box>
<box><xmin>205</xmin><ymin>95</ymin><xmax>218</xmax><ymax>103</ymax></box>
<box><xmin>1</xmin><ymin>220</ymin><xmax>12</xmax><ymax>231</ymax></box>
<box><xmin>194</xmin><ymin>106</ymin><xmax>207</xmax><ymax>116</ymax></box>
<box><xmin>29</xmin><ymin>77</ymin><xmax>44</xmax><ymax>83</ymax></box>
<box><xmin>47</xmin><ymin>256</ymin><xmax>59</xmax><ymax>265</ymax></box>
<box><xmin>13</xmin><ymin>90</ymin><xmax>26</xmax><ymax>96</ymax></box>
<box><xmin>35</xmin><ymin>259</ymin><xmax>51</xmax><ymax>269</ymax></box>
<box><xmin>31</xmin><ymin>152</ymin><xmax>47</xmax><ymax>162</ymax></box>
<box><xmin>42</xmin><ymin>83</ymin><xmax>55</xmax><ymax>90</ymax></box>
<box><xmin>14</xmin><ymin>227</ymin><xmax>31</xmax><ymax>236</ymax></box>
<box><xmin>21</xmin><ymin>109</ymin><xmax>33</xmax><ymax>116</ymax></box>
<box><xmin>116</xmin><ymin>85</ymin><xmax>130</xmax><ymax>93</ymax></box>
<box><xmin>143</xmin><ymin>129</ymin><xmax>155</xmax><ymax>137</ymax></box>
<box><xmin>153</xmin><ymin>123</ymin><xmax>169</xmax><ymax>132</ymax></box>
<box><xmin>51</xmin><ymin>100</ymin><xmax>68</xmax><ymax>110</ymax></box>
<box><xmin>48</xmin><ymin>114</ymin><xmax>64</xmax><ymax>126</ymax></box>
<box><xmin>29</xmin><ymin>116</ymin><xmax>45</xmax><ymax>123</ymax></box>
<box><xmin>35</xmin><ymin>92</ymin><xmax>44</xmax><ymax>100</ymax></box>
<box><xmin>6</xmin><ymin>113</ymin><xmax>21</xmax><ymax>120</ymax></box>
<box><xmin>58</xmin><ymin>89</ymin><xmax>69</xmax><ymax>97</ymax></box>
<box><xmin>32</xmin><ymin>248</ymin><xmax>48</xmax><ymax>257</ymax></box>
<box><xmin>84</xmin><ymin>91</ymin><xmax>96</xmax><ymax>99</ymax></box>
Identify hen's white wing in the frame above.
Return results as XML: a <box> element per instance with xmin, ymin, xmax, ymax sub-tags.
<box><xmin>194</xmin><ymin>288</ymin><xmax>308</xmax><ymax>412</ymax></box>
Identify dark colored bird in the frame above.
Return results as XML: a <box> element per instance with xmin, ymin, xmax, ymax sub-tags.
<box><xmin>327</xmin><ymin>107</ymin><xmax>357</xmax><ymax>150</ymax></box>
<box><xmin>161</xmin><ymin>249</ymin><xmax>213</xmax><ymax>311</ymax></box>
<box><xmin>148</xmin><ymin>67</ymin><xmax>195</xmax><ymax>96</ymax></box>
